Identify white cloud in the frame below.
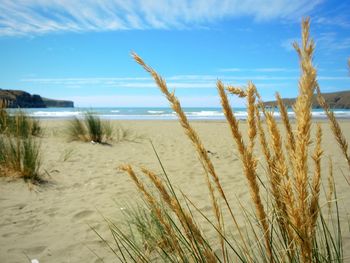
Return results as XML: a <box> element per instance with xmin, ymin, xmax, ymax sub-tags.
<box><xmin>0</xmin><ymin>0</ymin><xmax>323</xmax><ymax>36</ymax></box>
<box><xmin>20</xmin><ymin>74</ymin><xmax>350</xmax><ymax>95</ymax></box>
<box><xmin>20</xmin><ymin>75</ymin><xmax>300</xmax><ymax>89</ymax></box>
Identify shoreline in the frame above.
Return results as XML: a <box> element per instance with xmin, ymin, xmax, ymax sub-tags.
<box><xmin>7</xmin><ymin>106</ymin><xmax>350</xmax><ymax>121</ymax></box>
<box><xmin>32</xmin><ymin>117</ymin><xmax>350</xmax><ymax>124</ymax></box>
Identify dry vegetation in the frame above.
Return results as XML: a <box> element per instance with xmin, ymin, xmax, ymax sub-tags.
<box><xmin>67</xmin><ymin>112</ymin><xmax>143</xmax><ymax>144</ymax></box>
<box><xmin>67</xmin><ymin>112</ymin><xmax>113</xmax><ymax>143</ymax></box>
<box><xmin>0</xmin><ymin>101</ymin><xmax>43</xmax><ymax>183</ymax></box>
<box><xmin>98</xmin><ymin>18</ymin><xmax>350</xmax><ymax>262</ymax></box>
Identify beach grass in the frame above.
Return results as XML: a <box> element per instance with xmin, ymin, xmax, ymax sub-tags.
<box><xmin>67</xmin><ymin>112</ymin><xmax>113</xmax><ymax>143</ymax></box>
<box><xmin>68</xmin><ymin>112</ymin><xmax>144</xmax><ymax>144</ymax></box>
<box><xmin>0</xmin><ymin>101</ymin><xmax>43</xmax><ymax>183</ymax></box>
<box><xmin>99</xmin><ymin>18</ymin><xmax>350</xmax><ymax>262</ymax></box>
<box><xmin>0</xmin><ymin>102</ymin><xmax>42</xmax><ymax>138</ymax></box>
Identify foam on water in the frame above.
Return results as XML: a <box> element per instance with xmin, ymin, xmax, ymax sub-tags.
<box><xmin>30</xmin><ymin>111</ymin><xmax>82</xmax><ymax>117</ymax></box>
<box><xmin>185</xmin><ymin>110</ymin><xmax>224</xmax><ymax>117</ymax></box>
<box><xmin>15</xmin><ymin>107</ymin><xmax>350</xmax><ymax>120</ymax></box>
<box><xmin>147</xmin><ymin>110</ymin><xmax>165</xmax><ymax>114</ymax></box>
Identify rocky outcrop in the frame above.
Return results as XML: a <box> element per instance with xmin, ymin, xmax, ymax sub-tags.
<box><xmin>264</xmin><ymin>90</ymin><xmax>350</xmax><ymax>109</ymax></box>
<box><xmin>42</xmin><ymin>97</ymin><xmax>74</xmax><ymax>108</ymax></box>
<box><xmin>0</xmin><ymin>89</ymin><xmax>74</xmax><ymax>108</ymax></box>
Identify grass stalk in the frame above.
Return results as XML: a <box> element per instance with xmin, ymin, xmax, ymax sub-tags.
<box><xmin>101</xmin><ymin>17</ymin><xmax>347</xmax><ymax>263</ymax></box>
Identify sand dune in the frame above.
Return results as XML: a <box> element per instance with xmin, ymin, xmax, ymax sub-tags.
<box><xmin>1</xmin><ymin>120</ymin><xmax>349</xmax><ymax>262</ymax></box>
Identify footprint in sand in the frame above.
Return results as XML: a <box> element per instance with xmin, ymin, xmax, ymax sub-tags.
<box><xmin>8</xmin><ymin>245</ymin><xmax>47</xmax><ymax>255</ymax></box>
<box><xmin>2</xmin><ymin>231</ymin><xmax>17</xmax><ymax>238</ymax></box>
<box><xmin>24</xmin><ymin>245</ymin><xmax>47</xmax><ymax>255</ymax></box>
<box><xmin>45</xmin><ymin>207</ymin><xmax>58</xmax><ymax>218</ymax></box>
<box><xmin>72</xmin><ymin>210</ymin><xmax>94</xmax><ymax>222</ymax></box>
<box><xmin>72</xmin><ymin>182</ymin><xmax>82</xmax><ymax>188</ymax></box>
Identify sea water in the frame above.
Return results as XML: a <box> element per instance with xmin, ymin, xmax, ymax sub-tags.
<box><xmin>7</xmin><ymin>107</ymin><xmax>350</xmax><ymax>120</ymax></box>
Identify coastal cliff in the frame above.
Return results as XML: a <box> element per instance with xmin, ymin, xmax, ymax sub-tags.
<box><xmin>264</xmin><ymin>90</ymin><xmax>350</xmax><ymax>109</ymax></box>
<box><xmin>0</xmin><ymin>89</ymin><xmax>74</xmax><ymax>108</ymax></box>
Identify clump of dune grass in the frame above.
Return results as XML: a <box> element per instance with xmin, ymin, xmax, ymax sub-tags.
<box><xmin>0</xmin><ymin>101</ymin><xmax>43</xmax><ymax>183</ymax></box>
<box><xmin>67</xmin><ymin>112</ymin><xmax>113</xmax><ymax>143</ymax></box>
<box><xmin>68</xmin><ymin>112</ymin><xmax>143</xmax><ymax>144</ymax></box>
<box><xmin>0</xmin><ymin>103</ymin><xmax>42</xmax><ymax>138</ymax></box>
<box><xmin>0</xmin><ymin>136</ymin><xmax>42</xmax><ymax>182</ymax></box>
<box><xmin>99</xmin><ymin>18</ymin><xmax>349</xmax><ymax>262</ymax></box>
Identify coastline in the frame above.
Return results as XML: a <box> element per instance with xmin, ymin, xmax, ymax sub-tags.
<box><xmin>7</xmin><ymin>107</ymin><xmax>350</xmax><ymax>121</ymax></box>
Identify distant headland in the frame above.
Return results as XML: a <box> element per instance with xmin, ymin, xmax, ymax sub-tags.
<box><xmin>264</xmin><ymin>90</ymin><xmax>350</xmax><ymax>109</ymax></box>
<box><xmin>0</xmin><ymin>89</ymin><xmax>74</xmax><ymax>108</ymax></box>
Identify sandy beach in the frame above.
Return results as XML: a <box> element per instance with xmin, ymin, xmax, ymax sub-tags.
<box><xmin>1</xmin><ymin>119</ymin><xmax>350</xmax><ymax>263</ymax></box>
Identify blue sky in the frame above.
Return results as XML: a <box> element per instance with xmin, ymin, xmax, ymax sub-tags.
<box><xmin>0</xmin><ymin>0</ymin><xmax>349</xmax><ymax>107</ymax></box>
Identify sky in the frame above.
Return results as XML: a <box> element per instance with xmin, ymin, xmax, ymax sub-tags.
<box><xmin>0</xmin><ymin>0</ymin><xmax>349</xmax><ymax>107</ymax></box>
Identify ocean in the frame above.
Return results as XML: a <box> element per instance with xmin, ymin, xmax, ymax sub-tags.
<box><xmin>7</xmin><ymin>107</ymin><xmax>350</xmax><ymax>120</ymax></box>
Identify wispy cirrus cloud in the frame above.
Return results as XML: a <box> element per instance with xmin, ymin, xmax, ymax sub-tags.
<box><xmin>0</xmin><ymin>0</ymin><xmax>323</xmax><ymax>36</ymax></box>
<box><xmin>20</xmin><ymin>74</ymin><xmax>350</xmax><ymax>91</ymax></box>
<box><xmin>282</xmin><ymin>32</ymin><xmax>350</xmax><ymax>52</ymax></box>
<box><xmin>20</xmin><ymin>75</ymin><xmax>298</xmax><ymax>89</ymax></box>
<box><xmin>313</xmin><ymin>1</ymin><xmax>350</xmax><ymax>28</ymax></box>
<box><xmin>316</xmin><ymin>32</ymin><xmax>350</xmax><ymax>50</ymax></box>
<box><xmin>315</xmin><ymin>16</ymin><xmax>350</xmax><ymax>28</ymax></box>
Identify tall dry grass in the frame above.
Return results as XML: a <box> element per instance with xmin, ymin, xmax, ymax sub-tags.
<box><xmin>100</xmin><ymin>18</ymin><xmax>348</xmax><ymax>262</ymax></box>
<box><xmin>316</xmin><ymin>85</ymin><xmax>350</xmax><ymax>172</ymax></box>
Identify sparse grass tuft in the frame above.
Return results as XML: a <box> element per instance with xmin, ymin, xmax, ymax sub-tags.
<box><xmin>60</xmin><ymin>147</ymin><xmax>75</xmax><ymax>162</ymax></box>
